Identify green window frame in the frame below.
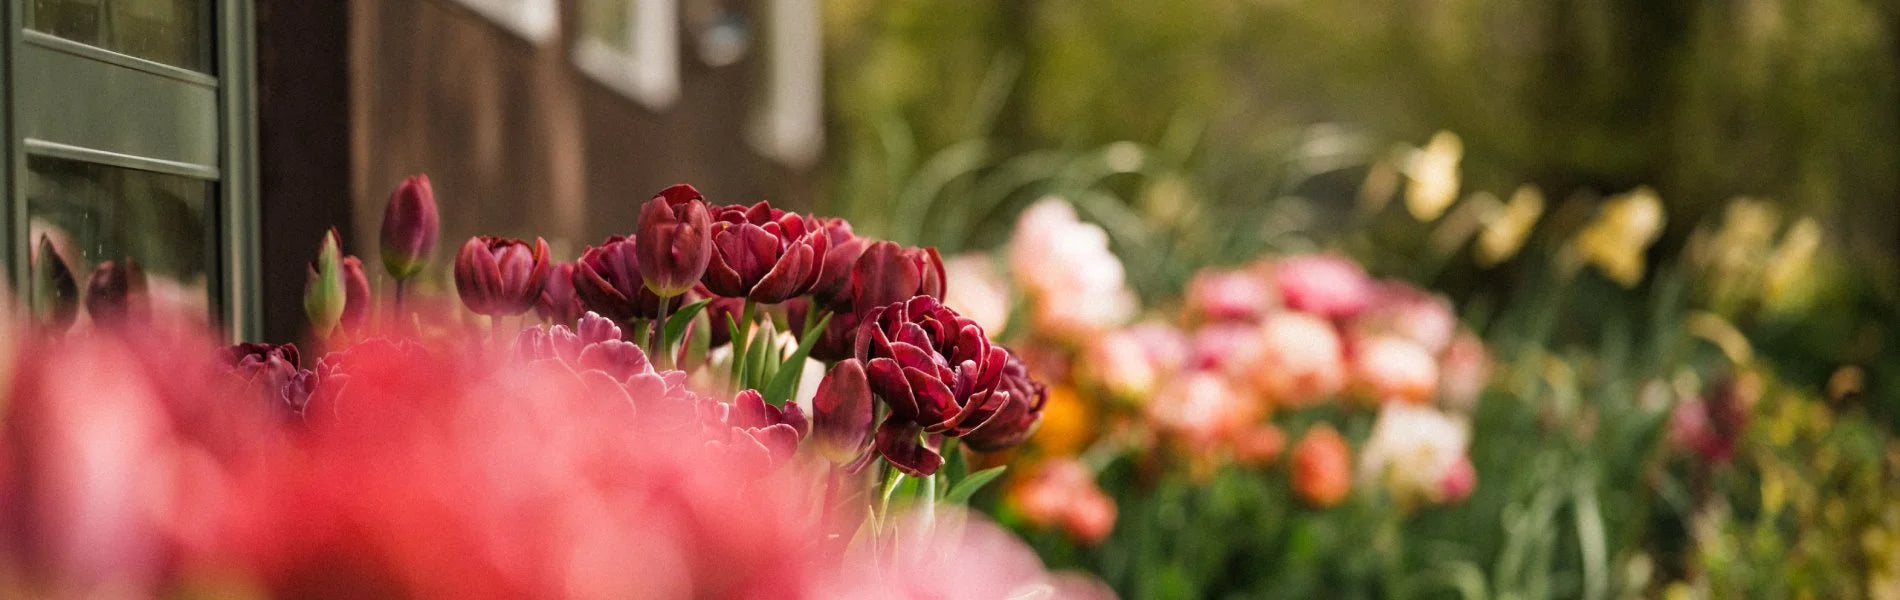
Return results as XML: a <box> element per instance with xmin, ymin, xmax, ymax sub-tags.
<box><xmin>2</xmin><ymin>0</ymin><xmax>258</xmax><ymax>340</ymax></box>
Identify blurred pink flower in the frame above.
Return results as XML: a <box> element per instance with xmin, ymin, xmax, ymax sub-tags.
<box><xmin>1010</xmin><ymin>460</ymin><xmax>1119</xmax><ymax>547</ymax></box>
<box><xmin>1437</xmin><ymin>331</ymin><xmax>1491</xmax><ymax>412</ymax></box>
<box><xmin>1349</xmin><ymin>335</ymin><xmax>1440</xmax><ymax>406</ymax></box>
<box><xmin>826</xmin><ymin>507</ymin><xmax>1116</xmax><ymax>599</ymax></box>
<box><xmin>1010</xmin><ymin>199</ymin><xmax>1134</xmax><ymax>340</ymax></box>
<box><xmin>1352</xmin><ymin>281</ymin><xmax>1457</xmax><ymax>354</ymax></box>
<box><xmin>1186</xmin><ymin>268</ymin><xmax>1275</xmax><ymax>323</ymax></box>
<box><xmin>1145</xmin><ymin>371</ymin><xmax>1259</xmax><ymax>451</ymax></box>
<box><xmin>1083</xmin><ymin>329</ymin><xmax>1162</xmax><ymax>402</ymax></box>
<box><xmin>940</xmin><ymin>253</ymin><xmax>1011</xmax><ymax>333</ymax></box>
<box><xmin>1270</xmin><ymin>254</ymin><xmax>1374</xmax><ymax>320</ymax></box>
<box><xmin>1358</xmin><ymin>403</ymin><xmax>1472</xmax><ymax>506</ymax></box>
<box><xmin>1250</xmin><ymin>313</ymin><xmax>1348</xmax><ymax>409</ymax></box>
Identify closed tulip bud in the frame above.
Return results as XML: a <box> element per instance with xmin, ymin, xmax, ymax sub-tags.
<box><xmin>810</xmin><ymin>359</ymin><xmax>874</xmax><ymax>466</ymax></box>
<box><xmin>84</xmin><ymin>259</ymin><xmax>147</xmax><ymax>326</ymax></box>
<box><xmin>1291</xmin><ymin>424</ymin><xmax>1352</xmax><ymax>508</ymax></box>
<box><xmin>31</xmin><ymin>235</ymin><xmax>78</xmax><ymax>332</ymax></box>
<box><xmin>380</xmin><ymin>174</ymin><xmax>439</xmax><ymax>281</ymax></box>
<box><xmin>635</xmin><ymin>184</ymin><xmax>714</xmax><ymax>298</ymax></box>
<box><xmin>454</xmin><ymin>236</ymin><xmax>551</xmax><ymax>317</ymax></box>
<box><xmin>848</xmin><ymin>241</ymin><xmax>946</xmax><ymax>314</ymax></box>
<box><xmin>339</xmin><ymin>256</ymin><xmax>371</xmax><ymax>333</ymax></box>
<box><xmin>305</xmin><ymin>228</ymin><xmax>347</xmax><ymax>337</ymax></box>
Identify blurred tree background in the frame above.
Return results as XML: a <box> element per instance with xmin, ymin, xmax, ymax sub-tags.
<box><xmin>819</xmin><ymin>0</ymin><xmax>1899</xmax><ymax>264</ymax></box>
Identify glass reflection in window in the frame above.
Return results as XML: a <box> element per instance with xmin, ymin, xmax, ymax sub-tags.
<box><xmin>27</xmin><ymin>0</ymin><xmax>210</xmax><ymax>72</ymax></box>
<box><xmin>27</xmin><ymin>155</ymin><xmax>212</xmax><ymax>324</ymax></box>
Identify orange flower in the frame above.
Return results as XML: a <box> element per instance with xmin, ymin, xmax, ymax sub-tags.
<box><xmin>1290</xmin><ymin>424</ymin><xmax>1352</xmax><ymax>507</ymax></box>
<box><xmin>1033</xmin><ymin>385</ymin><xmax>1094</xmax><ymax>457</ymax></box>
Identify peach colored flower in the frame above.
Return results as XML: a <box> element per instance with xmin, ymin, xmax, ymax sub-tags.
<box><xmin>1010</xmin><ymin>199</ymin><xmax>1135</xmax><ymax>340</ymax></box>
<box><xmin>1358</xmin><ymin>403</ymin><xmax>1471</xmax><ymax>506</ymax></box>
<box><xmin>939</xmin><ymin>253</ymin><xmax>1011</xmax><ymax>334</ymax></box>
<box><xmin>1250</xmin><ymin>313</ymin><xmax>1348</xmax><ymax>409</ymax></box>
<box><xmin>1349</xmin><ymin>335</ymin><xmax>1439</xmax><ymax>405</ymax></box>
<box><xmin>1291</xmin><ymin>424</ymin><xmax>1352</xmax><ymax>508</ymax></box>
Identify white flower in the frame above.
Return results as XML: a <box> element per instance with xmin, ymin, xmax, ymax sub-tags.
<box><xmin>1358</xmin><ymin>403</ymin><xmax>1471</xmax><ymax>505</ymax></box>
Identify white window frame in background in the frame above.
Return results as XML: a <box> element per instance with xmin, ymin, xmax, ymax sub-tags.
<box><xmin>572</xmin><ymin>0</ymin><xmax>681</xmax><ymax>110</ymax></box>
<box><xmin>749</xmin><ymin>0</ymin><xmax>822</xmax><ymax>168</ymax></box>
<box><xmin>447</xmin><ymin>0</ymin><xmax>559</xmax><ymax>44</ymax></box>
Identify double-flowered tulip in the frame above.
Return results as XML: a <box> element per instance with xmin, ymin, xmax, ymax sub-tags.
<box><xmin>702</xmin><ymin>201</ymin><xmax>829</xmax><ymax>304</ymax></box>
<box><xmin>454</xmin><ymin>236</ymin><xmax>551</xmax><ymax>317</ymax></box>
<box><xmin>856</xmin><ymin>296</ymin><xmax>1039</xmax><ymax>475</ymax></box>
<box><xmin>574</xmin><ymin>236</ymin><xmax>680</xmax><ymax>322</ymax></box>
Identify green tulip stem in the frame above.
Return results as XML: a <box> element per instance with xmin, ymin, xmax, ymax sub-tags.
<box><xmin>393</xmin><ymin>278</ymin><xmax>407</xmax><ymax>314</ymax></box>
<box><xmin>879</xmin><ymin>467</ymin><xmax>906</xmax><ymax>523</ymax></box>
<box><xmin>730</xmin><ymin>300</ymin><xmax>758</xmax><ymax>390</ymax></box>
<box><xmin>651</xmin><ymin>296</ymin><xmax>672</xmax><ymax>369</ymax></box>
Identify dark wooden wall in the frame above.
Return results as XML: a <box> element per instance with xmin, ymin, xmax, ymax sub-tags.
<box><xmin>257</xmin><ymin>0</ymin><xmax>811</xmax><ymax>342</ymax></box>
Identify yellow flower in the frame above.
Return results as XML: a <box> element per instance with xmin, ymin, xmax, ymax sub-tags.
<box><xmin>1476</xmin><ymin>184</ymin><xmax>1545</xmax><ymax>267</ymax></box>
<box><xmin>1405</xmin><ymin>131</ymin><xmax>1463</xmax><ymax>222</ymax></box>
<box><xmin>1762</xmin><ymin>216</ymin><xmax>1821</xmax><ymax>311</ymax></box>
<box><xmin>1576</xmin><ymin>187</ymin><xmax>1666</xmax><ymax>288</ymax></box>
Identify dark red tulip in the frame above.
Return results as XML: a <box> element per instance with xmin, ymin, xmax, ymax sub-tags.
<box><xmin>849</xmin><ymin>241</ymin><xmax>945</xmax><ymax>314</ymax></box>
<box><xmin>855</xmin><ymin>296</ymin><xmax>1012</xmax><ymax>476</ymax></box>
<box><xmin>220</xmin><ymin>342</ymin><xmax>317</xmax><ymax>417</ymax></box>
<box><xmin>536</xmin><ymin>262</ymin><xmax>587</xmax><ymax>325</ymax></box>
<box><xmin>702</xmin><ymin>201</ymin><xmax>830</xmax><ymax>304</ymax></box>
<box><xmin>635</xmin><ymin>184</ymin><xmax>714</xmax><ymax>298</ymax></box>
<box><xmin>959</xmin><ymin>353</ymin><xmax>1047</xmax><ymax>452</ymax></box>
<box><xmin>380</xmin><ymin>174</ymin><xmax>440</xmax><ymax>281</ymax></box>
<box><xmin>707</xmin><ymin>389</ymin><xmax>809</xmax><ymax>469</ymax></box>
<box><xmin>31</xmin><ymin>235</ymin><xmax>78</xmax><ymax>332</ymax></box>
<box><xmin>574</xmin><ymin>236</ymin><xmax>681</xmax><ymax>322</ymax></box>
<box><xmin>453</xmin><ymin>236</ymin><xmax>550</xmax><ymax>317</ymax></box>
<box><xmin>810</xmin><ymin>359</ymin><xmax>875</xmax><ymax>465</ymax></box>
<box><xmin>339</xmin><ymin>256</ymin><xmax>372</xmax><ymax>332</ymax></box>
<box><xmin>808</xmin><ymin>218</ymin><xmax>868</xmax><ymax>309</ymax></box>
<box><xmin>84</xmin><ymin>259</ymin><xmax>147</xmax><ymax>326</ymax></box>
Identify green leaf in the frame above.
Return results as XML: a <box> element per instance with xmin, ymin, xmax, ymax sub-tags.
<box><xmin>725</xmin><ymin>312</ymin><xmax>747</xmax><ymax>386</ymax></box>
<box><xmin>945</xmin><ymin>466</ymin><xmax>1007</xmax><ymax>504</ymax></box>
<box><xmin>743</xmin><ymin>320</ymin><xmax>774</xmax><ymax>391</ymax></box>
<box><xmin>662</xmin><ymin>299</ymin><xmax>711</xmax><ymax>350</ymax></box>
<box><xmin>763</xmin><ymin>313</ymin><xmax>832</xmax><ymax>405</ymax></box>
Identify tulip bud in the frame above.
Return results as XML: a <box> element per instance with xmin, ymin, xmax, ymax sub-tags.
<box><xmin>1291</xmin><ymin>424</ymin><xmax>1352</xmax><ymax>508</ymax></box>
<box><xmin>305</xmin><ymin>229</ymin><xmax>347</xmax><ymax>337</ymax></box>
<box><xmin>848</xmin><ymin>241</ymin><xmax>945</xmax><ymax>314</ymax></box>
<box><xmin>454</xmin><ymin>236</ymin><xmax>551</xmax><ymax>317</ymax></box>
<box><xmin>635</xmin><ymin>184</ymin><xmax>714</xmax><ymax>298</ymax></box>
<box><xmin>30</xmin><ymin>235</ymin><xmax>78</xmax><ymax>332</ymax></box>
<box><xmin>84</xmin><ymin>259</ymin><xmax>147</xmax><ymax>326</ymax></box>
<box><xmin>380</xmin><ymin>174</ymin><xmax>439</xmax><ymax>281</ymax></box>
<box><xmin>1438</xmin><ymin>455</ymin><xmax>1477</xmax><ymax>504</ymax></box>
<box><xmin>810</xmin><ymin>359</ymin><xmax>874</xmax><ymax>465</ymax></box>
<box><xmin>339</xmin><ymin>256</ymin><xmax>371</xmax><ymax>333</ymax></box>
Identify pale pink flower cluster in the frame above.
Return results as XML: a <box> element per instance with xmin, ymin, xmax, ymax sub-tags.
<box><xmin>1009</xmin><ymin>199</ymin><xmax>1137</xmax><ymax>342</ymax></box>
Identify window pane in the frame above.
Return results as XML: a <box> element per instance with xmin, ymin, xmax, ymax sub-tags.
<box><xmin>579</xmin><ymin>0</ymin><xmax>634</xmax><ymax>52</ymax></box>
<box><xmin>27</xmin><ymin>155</ymin><xmax>213</xmax><ymax>322</ymax></box>
<box><xmin>28</xmin><ymin>0</ymin><xmax>211</xmax><ymax>72</ymax></box>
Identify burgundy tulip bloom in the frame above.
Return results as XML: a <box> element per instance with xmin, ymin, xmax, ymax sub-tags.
<box><xmin>855</xmin><ymin>296</ymin><xmax>1013</xmax><ymax>476</ymax></box>
<box><xmin>340</xmin><ymin>256</ymin><xmax>372</xmax><ymax>332</ymax></box>
<box><xmin>702</xmin><ymin>201</ymin><xmax>830</xmax><ymax>304</ymax></box>
<box><xmin>220</xmin><ymin>342</ymin><xmax>318</xmax><ymax>417</ymax></box>
<box><xmin>810</xmin><ymin>359</ymin><xmax>875</xmax><ymax>466</ymax></box>
<box><xmin>703</xmin><ymin>292</ymin><xmax>746</xmax><ymax>348</ymax></box>
<box><xmin>635</xmin><ymin>184</ymin><xmax>714</xmax><ymax>298</ymax></box>
<box><xmin>84</xmin><ymin>259</ymin><xmax>147</xmax><ymax>326</ymax></box>
<box><xmin>575</xmin><ymin>236</ymin><xmax>681</xmax><ymax>322</ymax></box>
<box><xmin>380</xmin><ymin>174</ymin><xmax>439</xmax><ymax>281</ymax></box>
<box><xmin>453</xmin><ymin>236</ymin><xmax>550</xmax><ymax>317</ymax></box>
<box><xmin>959</xmin><ymin>353</ymin><xmax>1048</xmax><ymax>452</ymax></box>
<box><xmin>808</xmin><ymin>218</ymin><xmax>868</xmax><ymax>309</ymax></box>
<box><xmin>849</xmin><ymin>241</ymin><xmax>946</xmax><ymax>314</ymax></box>
<box><xmin>536</xmin><ymin>262</ymin><xmax>587</xmax><ymax>325</ymax></box>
